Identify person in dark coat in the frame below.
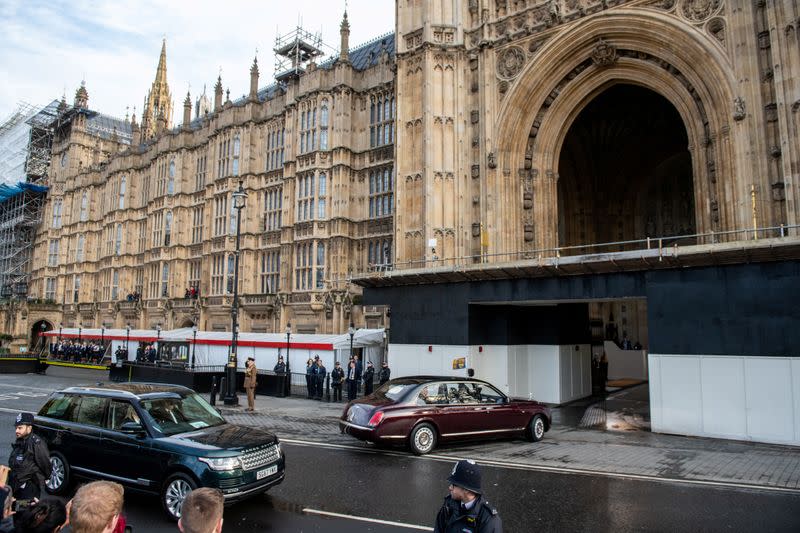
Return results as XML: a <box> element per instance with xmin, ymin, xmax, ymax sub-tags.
<box><xmin>314</xmin><ymin>358</ymin><xmax>327</xmax><ymax>401</ymax></box>
<box><xmin>353</xmin><ymin>355</ymin><xmax>363</xmax><ymax>395</ymax></box>
<box><xmin>305</xmin><ymin>358</ymin><xmax>315</xmax><ymax>398</ymax></box>
<box><xmin>363</xmin><ymin>361</ymin><xmax>375</xmax><ymax>397</ymax></box>
<box><xmin>379</xmin><ymin>361</ymin><xmax>391</xmax><ymax>385</ymax></box>
<box><xmin>331</xmin><ymin>361</ymin><xmax>344</xmax><ymax>402</ymax></box>
<box><xmin>273</xmin><ymin>355</ymin><xmax>286</xmax><ymax>374</ymax></box>
<box><xmin>7</xmin><ymin>412</ymin><xmax>51</xmax><ymax>502</ymax></box>
<box><xmin>346</xmin><ymin>360</ymin><xmax>358</xmax><ymax>401</ymax></box>
<box><xmin>434</xmin><ymin>460</ymin><xmax>502</xmax><ymax>533</ymax></box>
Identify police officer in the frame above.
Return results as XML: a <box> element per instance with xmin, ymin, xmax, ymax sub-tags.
<box><xmin>363</xmin><ymin>361</ymin><xmax>375</xmax><ymax>396</ymax></box>
<box><xmin>273</xmin><ymin>355</ymin><xmax>286</xmax><ymax>374</ymax></box>
<box><xmin>434</xmin><ymin>459</ymin><xmax>502</xmax><ymax>533</ymax></box>
<box><xmin>8</xmin><ymin>412</ymin><xmax>51</xmax><ymax>502</ymax></box>
<box><xmin>378</xmin><ymin>361</ymin><xmax>391</xmax><ymax>385</ymax></box>
<box><xmin>331</xmin><ymin>361</ymin><xmax>344</xmax><ymax>402</ymax></box>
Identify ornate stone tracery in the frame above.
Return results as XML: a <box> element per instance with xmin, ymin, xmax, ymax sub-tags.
<box><xmin>497</xmin><ymin>46</ymin><xmax>526</xmax><ymax>79</ymax></box>
<box><xmin>680</xmin><ymin>0</ymin><xmax>721</xmax><ymax>23</ymax></box>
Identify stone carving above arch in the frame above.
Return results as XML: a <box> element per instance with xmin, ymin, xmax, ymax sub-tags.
<box><xmin>680</xmin><ymin>0</ymin><xmax>721</xmax><ymax>23</ymax></box>
<box><xmin>733</xmin><ymin>97</ymin><xmax>746</xmax><ymax>121</ymax></box>
<box><xmin>591</xmin><ymin>38</ymin><xmax>617</xmax><ymax>67</ymax></box>
<box><xmin>706</xmin><ymin>17</ymin><xmax>726</xmax><ymax>46</ymax></box>
<box><xmin>497</xmin><ymin>46</ymin><xmax>526</xmax><ymax>79</ymax></box>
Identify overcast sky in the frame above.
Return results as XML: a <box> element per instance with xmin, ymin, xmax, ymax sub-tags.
<box><xmin>0</xmin><ymin>0</ymin><xmax>395</xmax><ymax>121</ymax></box>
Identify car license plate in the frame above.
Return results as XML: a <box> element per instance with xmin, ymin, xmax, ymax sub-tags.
<box><xmin>256</xmin><ymin>465</ymin><xmax>277</xmax><ymax>480</ymax></box>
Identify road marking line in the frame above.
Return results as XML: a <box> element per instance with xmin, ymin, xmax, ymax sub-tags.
<box><xmin>0</xmin><ymin>407</ymin><xmax>34</xmax><ymax>415</ymax></box>
<box><xmin>303</xmin><ymin>508</ymin><xmax>433</xmax><ymax>531</ymax></box>
<box><xmin>0</xmin><ymin>382</ymin><xmax>57</xmax><ymax>392</ymax></box>
<box><xmin>281</xmin><ymin>438</ymin><xmax>800</xmax><ymax>495</ymax></box>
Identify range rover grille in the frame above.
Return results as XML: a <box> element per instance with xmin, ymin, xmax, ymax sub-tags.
<box><xmin>240</xmin><ymin>444</ymin><xmax>279</xmax><ymax>471</ymax></box>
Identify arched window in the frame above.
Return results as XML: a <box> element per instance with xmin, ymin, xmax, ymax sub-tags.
<box><xmin>115</xmin><ymin>223</ymin><xmax>122</xmax><ymax>255</ymax></box>
<box><xmin>161</xmin><ymin>263</ymin><xmax>170</xmax><ymax>297</ymax></box>
<box><xmin>226</xmin><ymin>254</ymin><xmax>235</xmax><ymax>293</ymax></box>
<box><xmin>80</xmin><ymin>192</ymin><xmax>88</xmax><ymax>221</ymax></box>
<box><xmin>320</xmin><ymin>102</ymin><xmax>329</xmax><ymax>127</ymax></box>
<box><xmin>119</xmin><ymin>176</ymin><xmax>126</xmax><ymax>209</ymax></box>
<box><xmin>164</xmin><ymin>211</ymin><xmax>172</xmax><ymax>246</ymax></box>
<box><xmin>167</xmin><ymin>160</ymin><xmax>175</xmax><ymax>195</ymax></box>
<box><xmin>232</xmin><ymin>135</ymin><xmax>240</xmax><ymax>176</ymax></box>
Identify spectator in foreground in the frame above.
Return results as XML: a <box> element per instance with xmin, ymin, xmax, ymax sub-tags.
<box><xmin>12</xmin><ymin>497</ymin><xmax>67</xmax><ymax>533</ymax></box>
<box><xmin>68</xmin><ymin>481</ymin><xmax>124</xmax><ymax>533</ymax></box>
<box><xmin>178</xmin><ymin>487</ymin><xmax>224</xmax><ymax>533</ymax></box>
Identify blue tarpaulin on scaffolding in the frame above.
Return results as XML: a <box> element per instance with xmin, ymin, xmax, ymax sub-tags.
<box><xmin>0</xmin><ymin>182</ymin><xmax>48</xmax><ymax>204</ymax></box>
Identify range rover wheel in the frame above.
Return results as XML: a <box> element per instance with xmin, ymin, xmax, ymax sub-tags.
<box><xmin>46</xmin><ymin>452</ymin><xmax>70</xmax><ymax>495</ymax></box>
<box><xmin>161</xmin><ymin>473</ymin><xmax>197</xmax><ymax>521</ymax></box>
<box><xmin>409</xmin><ymin>423</ymin><xmax>437</xmax><ymax>455</ymax></box>
<box><xmin>527</xmin><ymin>414</ymin><xmax>546</xmax><ymax>442</ymax></box>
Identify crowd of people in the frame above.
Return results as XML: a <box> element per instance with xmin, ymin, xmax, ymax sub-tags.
<box><xmin>302</xmin><ymin>354</ymin><xmax>391</xmax><ymax>402</ymax></box>
<box><xmin>134</xmin><ymin>344</ymin><xmax>158</xmax><ymax>364</ymax></box>
<box><xmin>48</xmin><ymin>340</ymin><xmax>107</xmax><ymax>365</ymax></box>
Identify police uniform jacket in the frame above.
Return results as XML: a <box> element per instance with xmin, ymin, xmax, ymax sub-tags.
<box><xmin>434</xmin><ymin>495</ymin><xmax>502</xmax><ymax>533</ymax></box>
<box><xmin>379</xmin><ymin>366</ymin><xmax>391</xmax><ymax>384</ymax></box>
<box><xmin>331</xmin><ymin>367</ymin><xmax>344</xmax><ymax>386</ymax></box>
<box><xmin>8</xmin><ymin>433</ymin><xmax>52</xmax><ymax>498</ymax></box>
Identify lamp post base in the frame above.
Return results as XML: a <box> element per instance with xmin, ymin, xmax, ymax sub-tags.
<box><xmin>223</xmin><ymin>365</ymin><xmax>239</xmax><ymax>406</ymax></box>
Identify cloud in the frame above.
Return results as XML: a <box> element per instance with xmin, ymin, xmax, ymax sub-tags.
<box><xmin>0</xmin><ymin>0</ymin><xmax>395</xmax><ymax>120</ymax></box>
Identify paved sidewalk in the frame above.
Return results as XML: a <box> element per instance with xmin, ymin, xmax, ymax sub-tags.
<box><xmin>218</xmin><ymin>392</ymin><xmax>800</xmax><ymax>492</ymax></box>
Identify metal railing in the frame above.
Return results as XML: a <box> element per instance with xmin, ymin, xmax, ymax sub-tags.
<box><xmin>362</xmin><ymin>224</ymin><xmax>800</xmax><ymax>274</ymax></box>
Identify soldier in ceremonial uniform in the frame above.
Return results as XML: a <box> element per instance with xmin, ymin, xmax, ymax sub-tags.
<box><xmin>8</xmin><ymin>412</ymin><xmax>51</xmax><ymax>502</ymax></box>
<box><xmin>434</xmin><ymin>459</ymin><xmax>502</xmax><ymax>533</ymax></box>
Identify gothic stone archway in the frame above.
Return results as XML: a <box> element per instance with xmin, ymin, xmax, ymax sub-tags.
<box><xmin>490</xmin><ymin>9</ymin><xmax>740</xmax><ymax>256</ymax></box>
<box><xmin>557</xmin><ymin>84</ymin><xmax>696</xmax><ymax>251</ymax></box>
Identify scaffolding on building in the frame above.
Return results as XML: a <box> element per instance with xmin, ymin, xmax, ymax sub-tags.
<box><xmin>273</xmin><ymin>24</ymin><xmax>336</xmax><ymax>82</ymax></box>
<box><xmin>0</xmin><ymin>101</ymin><xmax>56</xmax><ymax>300</ymax></box>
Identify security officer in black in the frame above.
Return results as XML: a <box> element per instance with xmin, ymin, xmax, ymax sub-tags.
<box><xmin>363</xmin><ymin>361</ymin><xmax>375</xmax><ymax>396</ymax></box>
<box><xmin>8</xmin><ymin>412</ymin><xmax>51</xmax><ymax>501</ymax></box>
<box><xmin>434</xmin><ymin>459</ymin><xmax>502</xmax><ymax>533</ymax></box>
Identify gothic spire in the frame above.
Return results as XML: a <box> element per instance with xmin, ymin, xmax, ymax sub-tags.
<box><xmin>155</xmin><ymin>39</ymin><xmax>168</xmax><ymax>88</ymax></box>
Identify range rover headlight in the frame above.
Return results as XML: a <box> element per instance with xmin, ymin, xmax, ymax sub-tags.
<box><xmin>199</xmin><ymin>456</ymin><xmax>242</xmax><ymax>471</ymax></box>
<box><xmin>275</xmin><ymin>442</ymin><xmax>282</xmax><ymax>457</ymax></box>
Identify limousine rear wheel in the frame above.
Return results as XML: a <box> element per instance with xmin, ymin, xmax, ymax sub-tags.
<box><xmin>410</xmin><ymin>423</ymin><xmax>437</xmax><ymax>455</ymax></box>
<box><xmin>527</xmin><ymin>414</ymin><xmax>546</xmax><ymax>442</ymax></box>
<box><xmin>161</xmin><ymin>472</ymin><xmax>197</xmax><ymax>521</ymax></box>
<box><xmin>46</xmin><ymin>452</ymin><xmax>69</xmax><ymax>495</ymax></box>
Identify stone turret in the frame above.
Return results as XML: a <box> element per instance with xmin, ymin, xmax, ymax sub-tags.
<box><xmin>131</xmin><ymin>111</ymin><xmax>141</xmax><ymax>146</ymax></box>
<box><xmin>249</xmin><ymin>56</ymin><xmax>259</xmax><ymax>101</ymax></box>
<box><xmin>141</xmin><ymin>40</ymin><xmax>173</xmax><ymax>139</ymax></box>
<box><xmin>74</xmin><ymin>81</ymin><xmax>89</xmax><ymax>109</ymax></box>
<box><xmin>183</xmin><ymin>91</ymin><xmax>192</xmax><ymax>128</ymax></box>
<box><xmin>339</xmin><ymin>11</ymin><xmax>350</xmax><ymax>62</ymax></box>
<box><xmin>214</xmin><ymin>76</ymin><xmax>223</xmax><ymax>111</ymax></box>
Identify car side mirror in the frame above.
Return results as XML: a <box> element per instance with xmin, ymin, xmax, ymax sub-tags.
<box><xmin>119</xmin><ymin>421</ymin><xmax>145</xmax><ymax>435</ymax></box>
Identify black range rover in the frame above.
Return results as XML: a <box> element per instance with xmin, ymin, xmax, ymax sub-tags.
<box><xmin>34</xmin><ymin>383</ymin><xmax>285</xmax><ymax>520</ymax></box>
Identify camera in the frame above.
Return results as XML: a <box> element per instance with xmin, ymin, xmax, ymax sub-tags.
<box><xmin>12</xmin><ymin>499</ymin><xmax>32</xmax><ymax>512</ymax></box>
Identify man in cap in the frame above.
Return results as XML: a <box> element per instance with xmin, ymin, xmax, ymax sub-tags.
<box><xmin>378</xmin><ymin>360</ymin><xmax>391</xmax><ymax>386</ymax></box>
<box><xmin>363</xmin><ymin>361</ymin><xmax>375</xmax><ymax>396</ymax></box>
<box><xmin>273</xmin><ymin>355</ymin><xmax>286</xmax><ymax>374</ymax></box>
<box><xmin>7</xmin><ymin>412</ymin><xmax>51</xmax><ymax>502</ymax></box>
<box><xmin>434</xmin><ymin>459</ymin><xmax>502</xmax><ymax>533</ymax></box>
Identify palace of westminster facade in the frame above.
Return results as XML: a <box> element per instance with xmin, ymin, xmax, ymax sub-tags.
<box><xmin>5</xmin><ymin>0</ymin><xmax>800</xmax><ymax>350</ymax></box>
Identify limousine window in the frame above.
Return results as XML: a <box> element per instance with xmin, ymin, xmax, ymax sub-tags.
<box><xmin>108</xmin><ymin>400</ymin><xmax>141</xmax><ymax>430</ymax></box>
<box><xmin>74</xmin><ymin>396</ymin><xmax>109</xmax><ymax>427</ymax></box>
<box><xmin>40</xmin><ymin>394</ymin><xmax>73</xmax><ymax>420</ymax></box>
<box><xmin>141</xmin><ymin>394</ymin><xmax>225</xmax><ymax>436</ymax></box>
<box><xmin>374</xmin><ymin>382</ymin><xmax>416</xmax><ymax>402</ymax></box>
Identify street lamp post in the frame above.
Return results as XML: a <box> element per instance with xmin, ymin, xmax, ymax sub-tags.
<box><xmin>78</xmin><ymin>323</ymin><xmax>82</xmax><ymax>343</ymax></box>
<box><xmin>191</xmin><ymin>325</ymin><xmax>198</xmax><ymax>370</ymax></box>
<box><xmin>348</xmin><ymin>321</ymin><xmax>355</xmax><ymax>361</ymax></box>
<box><xmin>58</xmin><ymin>323</ymin><xmax>62</xmax><ymax>343</ymax></box>
<box><xmin>285</xmin><ymin>322</ymin><xmax>291</xmax><ymax>396</ymax></box>
<box><xmin>40</xmin><ymin>323</ymin><xmax>47</xmax><ymax>357</ymax></box>
<box><xmin>156</xmin><ymin>323</ymin><xmax>161</xmax><ymax>361</ymax></box>
<box><xmin>224</xmin><ymin>181</ymin><xmax>247</xmax><ymax>406</ymax></box>
<box><xmin>126</xmin><ymin>324</ymin><xmax>131</xmax><ymax>359</ymax></box>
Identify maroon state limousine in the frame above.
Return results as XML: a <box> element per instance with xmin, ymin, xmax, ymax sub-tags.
<box><xmin>339</xmin><ymin>376</ymin><xmax>551</xmax><ymax>455</ymax></box>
